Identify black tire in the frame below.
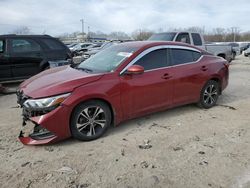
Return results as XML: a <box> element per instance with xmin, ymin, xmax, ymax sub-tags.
<box><xmin>198</xmin><ymin>80</ymin><xmax>219</xmax><ymax>109</ymax></box>
<box><xmin>232</xmin><ymin>52</ymin><xmax>236</xmax><ymax>60</ymax></box>
<box><xmin>70</xmin><ymin>100</ymin><xmax>111</xmax><ymax>141</ymax></box>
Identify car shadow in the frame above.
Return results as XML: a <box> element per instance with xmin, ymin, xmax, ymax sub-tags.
<box><xmin>51</xmin><ymin>93</ymin><xmax>243</xmax><ymax>147</ymax></box>
<box><xmin>105</xmin><ymin>104</ymin><xmax>201</xmax><ymax>135</ymax></box>
<box><xmin>51</xmin><ymin>103</ymin><xmax>203</xmax><ymax>147</ymax></box>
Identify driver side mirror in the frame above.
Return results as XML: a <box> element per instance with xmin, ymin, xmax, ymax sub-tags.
<box><xmin>125</xmin><ymin>65</ymin><xmax>144</xmax><ymax>75</ymax></box>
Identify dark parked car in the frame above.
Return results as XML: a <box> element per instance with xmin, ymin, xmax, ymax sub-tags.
<box><xmin>17</xmin><ymin>41</ymin><xmax>229</xmax><ymax>145</ymax></box>
<box><xmin>0</xmin><ymin>34</ymin><xmax>72</xmax><ymax>82</ymax></box>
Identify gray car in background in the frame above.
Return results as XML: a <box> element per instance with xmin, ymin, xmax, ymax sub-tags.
<box><xmin>243</xmin><ymin>46</ymin><xmax>250</xmax><ymax>57</ymax></box>
<box><xmin>82</xmin><ymin>41</ymin><xmax>121</xmax><ymax>60</ymax></box>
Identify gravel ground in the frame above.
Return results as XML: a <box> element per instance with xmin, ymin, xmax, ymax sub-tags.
<box><xmin>0</xmin><ymin>55</ymin><xmax>250</xmax><ymax>188</ymax></box>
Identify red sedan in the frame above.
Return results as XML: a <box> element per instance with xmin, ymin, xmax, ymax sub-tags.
<box><xmin>17</xmin><ymin>41</ymin><xmax>229</xmax><ymax>145</ymax></box>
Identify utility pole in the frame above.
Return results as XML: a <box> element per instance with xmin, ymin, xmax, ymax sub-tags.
<box><xmin>80</xmin><ymin>19</ymin><xmax>84</xmax><ymax>34</ymax></box>
<box><xmin>87</xmin><ymin>26</ymin><xmax>90</xmax><ymax>42</ymax></box>
<box><xmin>231</xmin><ymin>27</ymin><xmax>238</xmax><ymax>42</ymax></box>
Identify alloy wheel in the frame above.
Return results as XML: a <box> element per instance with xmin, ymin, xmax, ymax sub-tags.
<box><xmin>203</xmin><ymin>84</ymin><xmax>218</xmax><ymax>105</ymax></box>
<box><xmin>76</xmin><ymin>106</ymin><xmax>106</xmax><ymax>136</ymax></box>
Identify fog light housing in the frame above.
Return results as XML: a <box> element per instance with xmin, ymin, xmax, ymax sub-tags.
<box><xmin>19</xmin><ymin>121</ymin><xmax>55</xmax><ymax>140</ymax></box>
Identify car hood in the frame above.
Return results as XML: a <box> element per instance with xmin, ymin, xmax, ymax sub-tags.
<box><xmin>20</xmin><ymin>65</ymin><xmax>103</xmax><ymax>98</ymax></box>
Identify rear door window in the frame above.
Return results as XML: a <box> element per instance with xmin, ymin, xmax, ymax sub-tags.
<box><xmin>176</xmin><ymin>33</ymin><xmax>191</xmax><ymax>44</ymax></box>
<box><xmin>11</xmin><ymin>39</ymin><xmax>41</xmax><ymax>52</ymax></box>
<box><xmin>171</xmin><ymin>49</ymin><xmax>199</xmax><ymax>65</ymax></box>
<box><xmin>134</xmin><ymin>49</ymin><xmax>169</xmax><ymax>71</ymax></box>
<box><xmin>191</xmin><ymin>33</ymin><xmax>202</xmax><ymax>46</ymax></box>
<box><xmin>0</xmin><ymin>40</ymin><xmax>4</xmax><ymax>53</ymax></box>
<box><xmin>41</xmin><ymin>38</ymin><xmax>65</xmax><ymax>50</ymax></box>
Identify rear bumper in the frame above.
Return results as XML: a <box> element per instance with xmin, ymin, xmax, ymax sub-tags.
<box><xmin>19</xmin><ymin>105</ymin><xmax>72</xmax><ymax>145</ymax></box>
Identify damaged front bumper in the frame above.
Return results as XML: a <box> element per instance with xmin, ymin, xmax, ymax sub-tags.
<box><xmin>17</xmin><ymin>91</ymin><xmax>72</xmax><ymax>145</ymax></box>
<box><xmin>19</xmin><ymin>119</ymin><xmax>56</xmax><ymax>145</ymax></box>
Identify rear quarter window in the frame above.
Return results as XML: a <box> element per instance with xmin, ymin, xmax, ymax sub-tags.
<box><xmin>41</xmin><ymin>38</ymin><xmax>65</xmax><ymax>50</ymax></box>
<box><xmin>192</xmin><ymin>51</ymin><xmax>202</xmax><ymax>61</ymax></box>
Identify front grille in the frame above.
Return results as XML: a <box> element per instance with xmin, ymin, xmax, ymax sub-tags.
<box><xmin>30</xmin><ymin>124</ymin><xmax>54</xmax><ymax>140</ymax></box>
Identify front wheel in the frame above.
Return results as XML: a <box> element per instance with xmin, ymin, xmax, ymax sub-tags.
<box><xmin>198</xmin><ymin>80</ymin><xmax>219</xmax><ymax>109</ymax></box>
<box><xmin>70</xmin><ymin>100</ymin><xmax>111</xmax><ymax>141</ymax></box>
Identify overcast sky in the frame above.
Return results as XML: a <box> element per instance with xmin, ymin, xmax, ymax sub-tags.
<box><xmin>0</xmin><ymin>0</ymin><xmax>250</xmax><ymax>36</ymax></box>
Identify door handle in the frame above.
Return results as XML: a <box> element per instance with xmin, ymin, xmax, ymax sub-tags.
<box><xmin>201</xmin><ymin>66</ymin><xmax>208</xmax><ymax>71</ymax></box>
<box><xmin>161</xmin><ymin>73</ymin><xmax>172</xmax><ymax>80</ymax></box>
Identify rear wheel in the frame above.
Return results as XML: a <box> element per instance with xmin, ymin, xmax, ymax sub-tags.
<box><xmin>198</xmin><ymin>80</ymin><xmax>219</xmax><ymax>109</ymax></box>
<box><xmin>70</xmin><ymin>100</ymin><xmax>111</xmax><ymax>141</ymax></box>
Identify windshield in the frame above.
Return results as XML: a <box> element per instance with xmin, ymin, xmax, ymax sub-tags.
<box><xmin>72</xmin><ymin>44</ymin><xmax>81</xmax><ymax>50</ymax></box>
<box><xmin>100</xmin><ymin>42</ymin><xmax>118</xmax><ymax>49</ymax></box>
<box><xmin>148</xmin><ymin>32</ymin><xmax>176</xmax><ymax>41</ymax></box>
<box><xmin>229</xmin><ymin>43</ymin><xmax>239</xmax><ymax>47</ymax></box>
<box><xmin>77</xmin><ymin>44</ymin><xmax>138</xmax><ymax>72</ymax></box>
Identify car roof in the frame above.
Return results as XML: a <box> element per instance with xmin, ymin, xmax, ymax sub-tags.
<box><xmin>0</xmin><ymin>34</ymin><xmax>53</xmax><ymax>39</ymax></box>
<box><xmin>116</xmin><ymin>41</ymin><xmax>204</xmax><ymax>52</ymax></box>
<box><xmin>155</xmin><ymin>31</ymin><xmax>200</xmax><ymax>34</ymax></box>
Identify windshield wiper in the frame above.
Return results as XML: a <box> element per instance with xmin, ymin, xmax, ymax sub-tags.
<box><xmin>75</xmin><ymin>67</ymin><xmax>93</xmax><ymax>73</ymax></box>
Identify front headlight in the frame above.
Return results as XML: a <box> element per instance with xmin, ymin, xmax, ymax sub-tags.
<box><xmin>23</xmin><ymin>93</ymin><xmax>70</xmax><ymax>110</ymax></box>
